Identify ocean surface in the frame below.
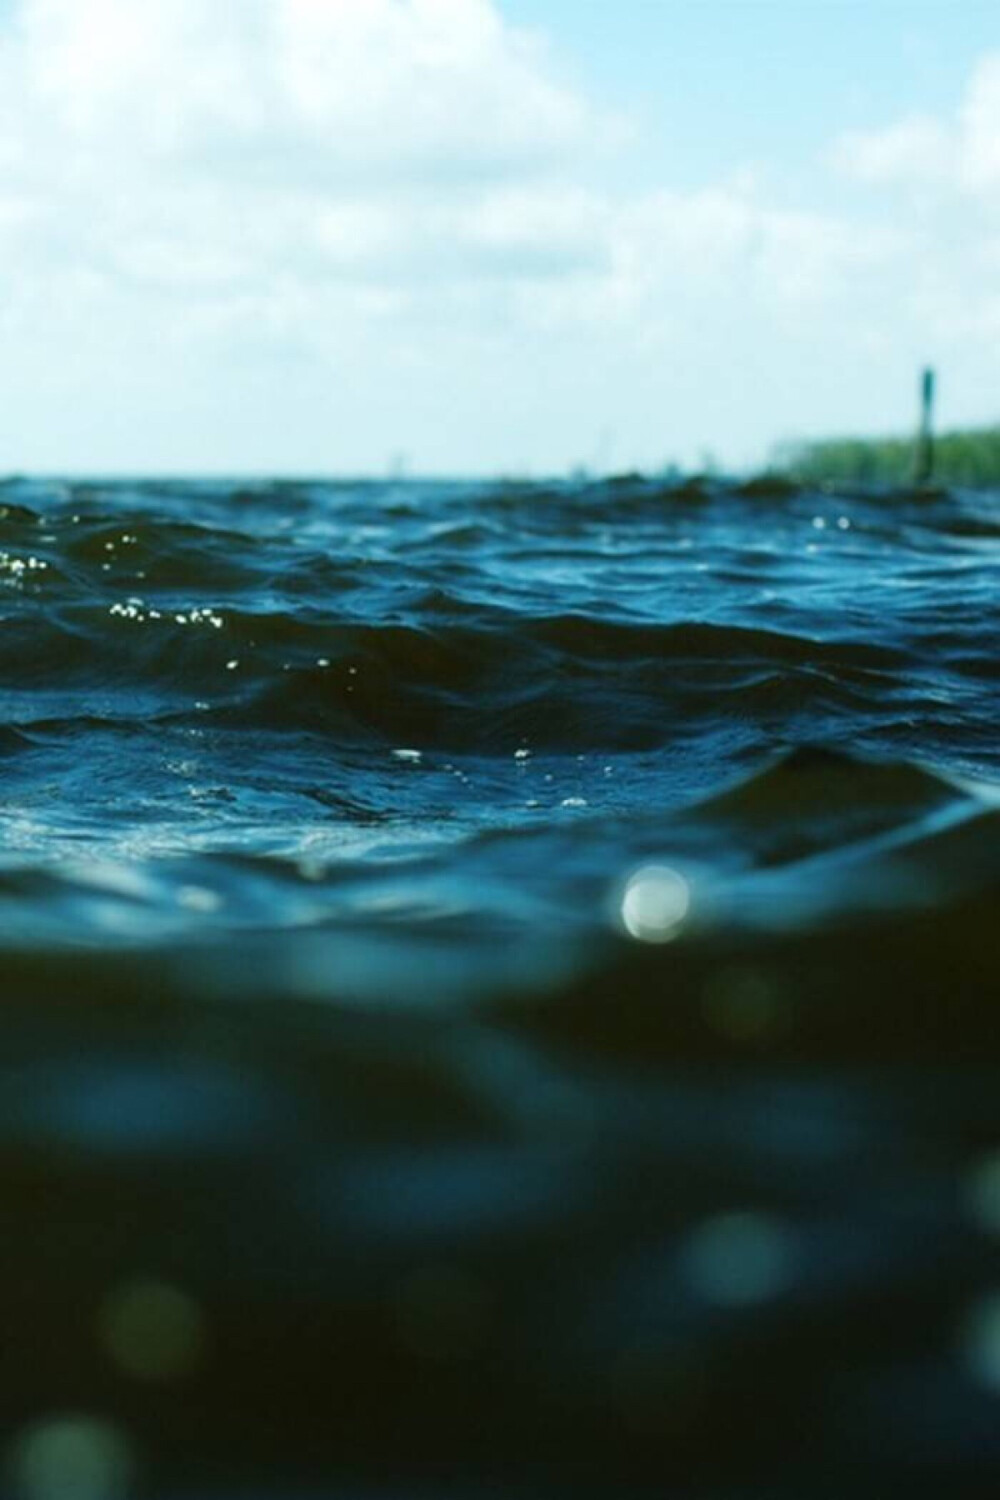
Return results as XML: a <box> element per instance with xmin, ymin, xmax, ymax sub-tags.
<box><xmin>0</xmin><ymin>472</ymin><xmax>998</xmax><ymax>1497</ymax></box>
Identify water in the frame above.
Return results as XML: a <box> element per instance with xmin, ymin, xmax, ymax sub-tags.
<box><xmin>0</xmin><ymin>472</ymin><xmax>997</xmax><ymax>1496</ymax></box>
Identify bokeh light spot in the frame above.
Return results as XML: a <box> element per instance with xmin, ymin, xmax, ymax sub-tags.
<box><xmin>177</xmin><ymin>885</ymin><xmax>222</xmax><ymax>914</ymax></box>
<box><xmin>613</xmin><ymin>1344</ymin><xmax>709</xmax><ymax>1437</ymax></box>
<box><xmin>681</xmin><ymin>1211</ymin><xmax>792</xmax><ymax>1307</ymax></box>
<box><xmin>961</xmin><ymin>1292</ymin><xmax>1000</xmax><ymax>1394</ymax></box>
<box><xmin>621</xmin><ymin>865</ymin><xmax>690</xmax><ymax>944</ymax></box>
<box><xmin>393</xmin><ymin>1265</ymin><xmax>491</xmax><ymax>1363</ymax></box>
<box><xmin>964</xmin><ymin>1151</ymin><xmax>1000</xmax><ymax>1237</ymax></box>
<box><xmin>99</xmin><ymin>1278</ymin><xmax>206</xmax><ymax>1383</ymax></box>
<box><xmin>702</xmin><ymin>966</ymin><xmax>786</xmax><ymax>1043</ymax></box>
<box><xmin>8</xmin><ymin>1416</ymin><xmax>135</xmax><ymax>1500</ymax></box>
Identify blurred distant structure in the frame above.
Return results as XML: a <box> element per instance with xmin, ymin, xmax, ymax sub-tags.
<box><xmin>774</xmin><ymin>369</ymin><xmax>1000</xmax><ymax>487</ymax></box>
<box><xmin>915</xmin><ymin>367</ymin><xmax>936</xmax><ymax>486</ymax></box>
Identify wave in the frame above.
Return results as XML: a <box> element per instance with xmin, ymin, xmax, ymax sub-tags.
<box><xmin>0</xmin><ymin>743</ymin><xmax>992</xmax><ymax>958</ymax></box>
<box><xmin>0</xmin><ymin>599</ymin><xmax>918</xmax><ymax>750</ymax></box>
<box><xmin>0</xmin><ymin>473</ymin><xmax>998</xmax><ymax>1494</ymax></box>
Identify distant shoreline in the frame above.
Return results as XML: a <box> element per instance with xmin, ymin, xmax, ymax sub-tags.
<box><xmin>774</xmin><ymin>425</ymin><xmax>1000</xmax><ymax>487</ymax></box>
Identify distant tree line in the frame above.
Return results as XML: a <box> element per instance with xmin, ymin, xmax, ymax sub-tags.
<box><xmin>772</xmin><ymin>425</ymin><xmax>1000</xmax><ymax>487</ymax></box>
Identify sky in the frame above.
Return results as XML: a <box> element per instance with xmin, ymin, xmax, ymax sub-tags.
<box><xmin>0</xmin><ymin>0</ymin><xmax>998</xmax><ymax>476</ymax></box>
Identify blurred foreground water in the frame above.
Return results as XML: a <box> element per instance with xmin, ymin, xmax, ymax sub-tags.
<box><xmin>0</xmin><ymin>473</ymin><xmax>997</xmax><ymax>1496</ymax></box>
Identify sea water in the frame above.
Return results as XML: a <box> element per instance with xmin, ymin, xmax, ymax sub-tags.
<box><xmin>0</xmin><ymin>472</ymin><xmax>997</xmax><ymax>1495</ymax></box>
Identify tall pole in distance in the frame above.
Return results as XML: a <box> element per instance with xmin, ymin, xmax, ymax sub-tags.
<box><xmin>915</xmin><ymin>366</ymin><xmax>936</xmax><ymax>485</ymax></box>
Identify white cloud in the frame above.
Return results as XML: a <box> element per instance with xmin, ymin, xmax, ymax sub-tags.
<box><xmin>962</xmin><ymin>53</ymin><xmax>1000</xmax><ymax>193</ymax></box>
<box><xmin>831</xmin><ymin>115</ymin><xmax>955</xmax><ymax>189</ymax></box>
<box><xmin>832</xmin><ymin>50</ymin><xmax>1000</xmax><ymax>205</ymax></box>
<box><xmin>0</xmin><ymin>0</ymin><xmax>997</xmax><ymax>473</ymax></box>
<box><xmin>822</xmin><ymin>49</ymin><xmax>1000</xmax><ymax>418</ymax></box>
<box><xmin>4</xmin><ymin>0</ymin><xmax>593</xmax><ymax>177</ymax></box>
<box><xmin>0</xmin><ymin>0</ymin><xmax>611</xmax><ymax>325</ymax></box>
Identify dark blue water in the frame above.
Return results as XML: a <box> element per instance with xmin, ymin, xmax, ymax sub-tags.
<box><xmin>1</xmin><ymin>473</ymin><xmax>998</xmax><ymax>1497</ymax></box>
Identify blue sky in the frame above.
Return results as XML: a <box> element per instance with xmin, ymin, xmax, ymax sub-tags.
<box><xmin>505</xmin><ymin>2</ymin><xmax>999</xmax><ymax>182</ymax></box>
<box><xmin>0</xmin><ymin>0</ymin><xmax>998</xmax><ymax>475</ymax></box>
